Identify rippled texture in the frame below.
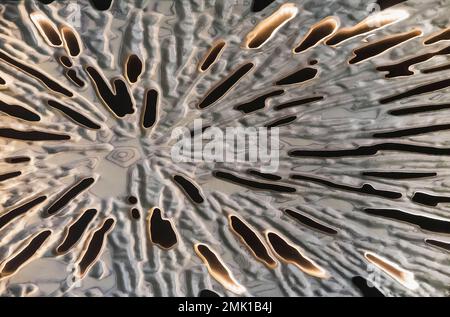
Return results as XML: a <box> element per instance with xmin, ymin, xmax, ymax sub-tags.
<box><xmin>0</xmin><ymin>0</ymin><xmax>449</xmax><ymax>297</ymax></box>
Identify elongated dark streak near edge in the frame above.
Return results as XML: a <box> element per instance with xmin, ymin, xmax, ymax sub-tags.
<box><xmin>0</xmin><ymin>230</ymin><xmax>51</xmax><ymax>277</ymax></box>
<box><xmin>373</xmin><ymin>124</ymin><xmax>450</xmax><ymax>138</ymax></box>
<box><xmin>198</xmin><ymin>63</ymin><xmax>254</xmax><ymax>109</ymax></box>
<box><xmin>275</xmin><ymin>67</ymin><xmax>317</xmax><ymax>86</ymax></box>
<box><xmin>173</xmin><ymin>174</ymin><xmax>204</xmax><ymax>203</ymax></box>
<box><xmin>0</xmin><ymin>51</ymin><xmax>73</xmax><ymax>97</ymax></box>
<box><xmin>289</xmin><ymin>143</ymin><xmax>450</xmax><ymax>157</ymax></box>
<box><xmin>0</xmin><ymin>196</ymin><xmax>47</xmax><ymax>230</ymax></box>
<box><xmin>56</xmin><ymin>209</ymin><xmax>97</xmax><ymax>254</ymax></box>
<box><xmin>389</xmin><ymin>104</ymin><xmax>450</xmax><ymax>116</ymax></box>
<box><xmin>0</xmin><ymin>100</ymin><xmax>40</xmax><ymax>122</ymax></box>
<box><xmin>214</xmin><ymin>171</ymin><xmax>296</xmax><ymax>193</ymax></box>
<box><xmin>380</xmin><ymin>78</ymin><xmax>450</xmax><ymax>104</ymax></box>
<box><xmin>247</xmin><ymin>169</ymin><xmax>282</xmax><ymax>181</ymax></box>
<box><xmin>265</xmin><ymin>115</ymin><xmax>297</xmax><ymax>128</ymax></box>
<box><xmin>284</xmin><ymin>209</ymin><xmax>338</xmax><ymax>235</ymax></box>
<box><xmin>364</xmin><ymin>208</ymin><xmax>450</xmax><ymax>234</ymax></box>
<box><xmin>47</xmin><ymin>100</ymin><xmax>100</xmax><ymax>130</ymax></box>
<box><xmin>78</xmin><ymin>218</ymin><xmax>115</xmax><ymax>276</ymax></box>
<box><xmin>0</xmin><ymin>128</ymin><xmax>70</xmax><ymax>141</ymax></box>
<box><xmin>0</xmin><ymin>171</ymin><xmax>21</xmax><ymax>182</ymax></box>
<box><xmin>274</xmin><ymin>96</ymin><xmax>324</xmax><ymax>111</ymax></box>
<box><xmin>46</xmin><ymin>177</ymin><xmax>95</xmax><ymax>215</ymax></box>
<box><xmin>234</xmin><ymin>90</ymin><xmax>284</xmax><ymax>114</ymax></box>
<box><xmin>411</xmin><ymin>192</ymin><xmax>450</xmax><ymax>207</ymax></box>
<box><xmin>142</xmin><ymin>89</ymin><xmax>158</xmax><ymax>128</ymax></box>
<box><xmin>425</xmin><ymin>239</ymin><xmax>450</xmax><ymax>251</ymax></box>
<box><xmin>291</xmin><ymin>174</ymin><xmax>402</xmax><ymax>199</ymax></box>
<box><xmin>362</xmin><ymin>171</ymin><xmax>436</xmax><ymax>179</ymax></box>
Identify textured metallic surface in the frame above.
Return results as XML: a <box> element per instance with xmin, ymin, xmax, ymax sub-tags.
<box><xmin>0</xmin><ymin>0</ymin><xmax>449</xmax><ymax>297</ymax></box>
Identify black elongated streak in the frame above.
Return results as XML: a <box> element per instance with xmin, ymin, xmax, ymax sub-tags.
<box><xmin>291</xmin><ymin>174</ymin><xmax>402</xmax><ymax>199</ymax></box>
<box><xmin>352</xmin><ymin>276</ymin><xmax>385</xmax><ymax>297</ymax></box>
<box><xmin>247</xmin><ymin>169</ymin><xmax>282</xmax><ymax>181</ymax></box>
<box><xmin>373</xmin><ymin>124</ymin><xmax>450</xmax><ymax>138</ymax></box>
<box><xmin>380</xmin><ymin>78</ymin><xmax>450</xmax><ymax>104</ymax></box>
<box><xmin>125</xmin><ymin>54</ymin><xmax>143</xmax><ymax>83</ymax></box>
<box><xmin>425</xmin><ymin>239</ymin><xmax>450</xmax><ymax>252</ymax></box>
<box><xmin>0</xmin><ymin>50</ymin><xmax>73</xmax><ymax>97</ymax></box>
<box><xmin>77</xmin><ymin>218</ymin><xmax>115</xmax><ymax>277</ymax></box>
<box><xmin>56</xmin><ymin>209</ymin><xmax>97</xmax><ymax>254</ymax></box>
<box><xmin>198</xmin><ymin>63</ymin><xmax>254</xmax><ymax>109</ymax></box>
<box><xmin>289</xmin><ymin>143</ymin><xmax>450</xmax><ymax>157</ymax></box>
<box><xmin>274</xmin><ymin>96</ymin><xmax>324</xmax><ymax>111</ymax></box>
<box><xmin>173</xmin><ymin>174</ymin><xmax>204</xmax><ymax>203</ymax></box>
<box><xmin>362</xmin><ymin>171</ymin><xmax>436</xmax><ymax>179</ymax></box>
<box><xmin>275</xmin><ymin>67</ymin><xmax>317</xmax><ymax>86</ymax></box>
<box><xmin>214</xmin><ymin>171</ymin><xmax>296</xmax><ymax>193</ymax></box>
<box><xmin>0</xmin><ymin>100</ymin><xmax>40</xmax><ymax>122</ymax></box>
<box><xmin>389</xmin><ymin>104</ymin><xmax>450</xmax><ymax>116</ymax></box>
<box><xmin>0</xmin><ymin>196</ymin><xmax>47</xmax><ymax>230</ymax></box>
<box><xmin>47</xmin><ymin>100</ymin><xmax>100</xmax><ymax>130</ymax></box>
<box><xmin>0</xmin><ymin>128</ymin><xmax>70</xmax><ymax>141</ymax></box>
<box><xmin>142</xmin><ymin>89</ymin><xmax>158</xmax><ymax>128</ymax></box>
<box><xmin>293</xmin><ymin>17</ymin><xmax>339</xmax><ymax>53</ymax></box>
<box><xmin>0</xmin><ymin>230</ymin><xmax>51</xmax><ymax>278</ymax></box>
<box><xmin>147</xmin><ymin>207</ymin><xmax>178</xmax><ymax>250</ymax></box>
<box><xmin>284</xmin><ymin>209</ymin><xmax>338</xmax><ymax>235</ymax></box>
<box><xmin>66</xmin><ymin>69</ymin><xmax>85</xmax><ymax>87</ymax></box>
<box><xmin>364</xmin><ymin>208</ymin><xmax>450</xmax><ymax>234</ymax></box>
<box><xmin>422</xmin><ymin>63</ymin><xmax>450</xmax><ymax>74</ymax></box>
<box><xmin>234</xmin><ymin>90</ymin><xmax>284</xmax><ymax>114</ymax></box>
<box><xmin>61</xmin><ymin>26</ymin><xmax>81</xmax><ymax>57</ymax></box>
<box><xmin>86</xmin><ymin>66</ymin><xmax>134</xmax><ymax>117</ymax></box>
<box><xmin>46</xmin><ymin>177</ymin><xmax>95</xmax><ymax>215</ymax></box>
<box><xmin>4</xmin><ymin>156</ymin><xmax>30</xmax><ymax>164</ymax></box>
<box><xmin>265</xmin><ymin>115</ymin><xmax>297</xmax><ymax>128</ymax></box>
<box><xmin>348</xmin><ymin>30</ymin><xmax>421</xmax><ymax>65</ymax></box>
<box><xmin>424</xmin><ymin>27</ymin><xmax>450</xmax><ymax>45</ymax></box>
<box><xmin>228</xmin><ymin>214</ymin><xmax>277</xmax><ymax>268</ymax></box>
<box><xmin>0</xmin><ymin>171</ymin><xmax>21</xmax><ymax>182</ymax></box>
<box><xmin>411</xmin><ymin>192</ymin><xmax>450</xmax><ymax>207</ymax></box>
<box><xmin>198</xmin><ymin>40</ymin><xmax>226</xmax><ymax>72</ymax></box>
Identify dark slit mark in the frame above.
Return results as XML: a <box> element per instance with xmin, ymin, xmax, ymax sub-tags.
<box><xmin>380</xmin><ymin>78</ymin><xmax>450</xmax><ymax>104</ymax></box>
<box><xmin>424</xmin><ymin>28</ymin><xmax>450</xmax><ymax>45</ymax></box>
<box><xmin>234</xmin><ymin>90</ymin><xmax>284</xmax><ymax>114</ymax></box>
<box><xmin>422</xmin><ymin>63</ymin><xmax>450</xmax><ymax>74</ymax></box>
<box><xmin>130</xmin><ymin>208</ymin><xmax>140</xmax><ymax>220</ymax></box>
<box><xmin>148</xmin><ymin>208</ymin><xmax>178</xmax><ymax>249</ymax></box>
<box><xmin>66</xmin><ymin>69</ymin><xmax>85</xmax><ymax>87</ymax></box>
<box><xmin>0</xmin><ymin>99</ymin><xmax>40</xmax><ymax>122</ymax></box>
<box><xmin>229</xmin><ymin>215</ymin><xmax>277</xmax><ymax>268</ymax></box>
<box><xmin>56</xmin><ymin>209</ymin><xmax>97</xmax><ymax>254</ymax></box>
<box><xmin>0</xmin><ymin>230</ymin><xmax>51</xmax><ymax>278</ymax></box>
<box><xmin>38</xmin><ymin>0</ymin><xmax>55</xmax><ymax>4</ymax></box>
<box><xmin>266</xmin><ymin>231</ymin><xmax>327</xmax><ymax>278</ymax></box>
<box><xmin>198</xmin><ymin>289</ymin><xmax>220</xmax><ymax>297</ymax></box>
<box><xmin>5</xmin><ymin>156</ymin><xmax>30</xmax><ymax>164</ymax></box>
<box><xmin>214</xmin><ymin>171</ymin><xmax>296</xmax><ymax>193</ymax></box>
<box><xmin>59</xmin><ymin>55</ymin><xmax>72</xmax><ymax>68</ymax></box>
<box><xmin>0</xmin><ymin>128</ymin><xmax>70</xmax><ymax>141</ymax></box>
<box><xmin>78</xmin><ymin>218</ymin><xmax>115</xmax><ymax>277</ymax></box>
<box><xmin>364</xmin><ymin>208</ymin><xmax>450</xmax><ymax>234</ymax></box>
<box><xmin>0</xmin><ymin>196</ymin><xmax>47</xmax><ymax>230</ymax></box>
<box><xmin>0</xmin><ymin>51</ymin><xmax>73</xmax><ymax>97</ymax></box>
<box><xmin>373</xmin><ymin>124</ymin><xmax>450</xmax><ymax>138</ymax></box>
<box><xmin>47</xmin><ymin>99</ymin><xmax>100</xmax><ymax>130</ymax></box>
<box><xmin>377</xmin><ymin>45</ymin><xmax>450</xmax><ymax>78</ymax></box>
<box><xmin>142</xmin><ymin>89</ymin><xmax>158</xmax><ymax>128</ymax></box>
<box><xmin>199</xmin><ymin>40</ymin><xmax>226</xmax><ymax>72</ymax></box>
<box><xmin>0</xmin><ymin>76</ymin><xmax>5</xmax><ymax>85</ymax></box>
<box><xmin>173</xmin><ymin>174</ymin><xmax>204</xmax><ymax>203</ymax></box>
<box><xmin>352</xmin><ymin>276</ymin><xmax>385</xmax><ymax>297</ymax></box>
<box><xmin>289</xmin><ymin>143</ymin><xmax>450</xmax><ymax>157</ymax></box>
<box><xmin>376</xmin><ymin>0</ymin><xmax>407</xmax><ymax>10</ymax></box>
<box><xmin>35</xmin><ymin>18</ymin><xmax>62</xmax><ymax>46</ymax></box>
<box><xmin>198</xmin><ymin>63</ymin><xmax>254</xmax><ymax>109</ymax></box>
<box><xmin>411</xmin><ymin>192</ymin><xmax>450</xmax><ymax>207</ymax></box>
<box><xmin>128</xmin><ymin>196</ymin><xmax>138</xmax><ymax>204</ymax></box>
<box><xmin>251</xmin><ymin>0</ymin><xmax>275</xmax><ymax>12</ymax></box>
<box><xmin>61</xmin><ymin>27</ymin><xmax>81</xmax><ymax>57</ymax></box>
<box><xmin>0</xmin><ymin>171</ymin><xmax>21</xmax><ymax>182</ymax></box>
<box><xmin>46</xmin><ymin>177</ymin><xmax>95</xmax><ymax>216</ymax></box>
<box><xmin>284</xmin><ymin>209</ymin><xmax>338</xmax><ymax>235</ymax></box>
<box><xmin>275</xmin><ymin>67</ymin><xmax>317</xmax><ymax>86</ymax></box>
<box><xmin>389</xmin><ymin>104</ymin><xmax>450</xmax><ymax>116</ymax></box>
<box><xmin>247</xmin><ymin>169</ymin><xmax>282</xmax><ymax>181</ymax></box>
<box><xmin>294</xmin><ymin>17</ymin><xmax>338</xmax><ymax>53</ymax></box>
<box><xmin>349</xmin><ymin>30</ymin><xmax>421</xmax><ymax>65</ymax></box>
<box><xmin>291</xmin><ymin>174</ymin><xmax>402</xmax><ymax>199</ymax></box>
<box><xmin>362</xmin><ymin>171</ymin><xmax>436</xmax><ymax>179</ymax></box>
<box><xmin>265</xmin><ymin>115</ymin><xmax>297</xmax><ymax>128</ymax></box>
<box><xmin>274</xmin><ymin>96</ymin><xmax>324</xmax><ymax>111</ymax></box>
<box><xmin>86</xmin><ymin>66</ymin><xmax>134</xmax><ymax>117</ymax></box>
<box><xmin>90</xmin><ymin>0</ymin><xmax>113</xmax><ymax>11</ymax></box>
<box><xmin>425</xmin><ymin>239</ymin><xmax>450</xmax><ymax>252</ymax></box>
<box><xmin>125</xmin><ymin>54</ymin><xmax>143</xmax><ymax>84</ymax></box>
